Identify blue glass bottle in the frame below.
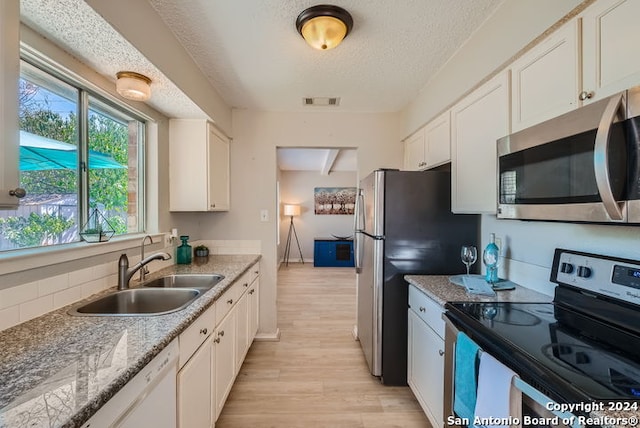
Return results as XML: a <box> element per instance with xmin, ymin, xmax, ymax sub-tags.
<box><xmin>483</xmin><ymin>233</ymin><xmax>499</xmax><ymax>284</ymax></box>
<box><xmin>177</xmin><ymin>235</ymin><xmax>192</xmax><ymax>265</ymax></box>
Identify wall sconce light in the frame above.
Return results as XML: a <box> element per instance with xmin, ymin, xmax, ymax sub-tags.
<box><xmin>296</xmin><ymin>4</ymin><xmax>353</xmax><ymax>51</ymax></box>
<box><xmin>115</xmin><ymin>71</ymin><xmax>152</xmax><ymax>101</ymax></box>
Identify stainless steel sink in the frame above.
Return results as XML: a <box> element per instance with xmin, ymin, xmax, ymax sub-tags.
<box><xmin>143</xmin><ymin>274</ymin><xmax>224</xmax><ymax>290</ymax></box>
<box><xmin>69</xmin><ymin>288</ymin><xmax>201</xmax><ymax>316</ymax></box>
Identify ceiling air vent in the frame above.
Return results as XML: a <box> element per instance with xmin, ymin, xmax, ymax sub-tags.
<box><xmin>303</xmin><ymin>97</ymin><xmax>341</xmax><ymax>107</ymax></box>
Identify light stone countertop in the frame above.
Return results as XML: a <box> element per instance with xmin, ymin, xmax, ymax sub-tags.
<box><xmin>405</xmin><ymin>275</ymin><xmax>640</xmax><ymax>426</ymax></box>
<box><xmin>404</xmin><ymin>274</ymin><xmax>552</xmax><ymax>306</ymax></box>
<box><xmin>0</xmin><ymin>254</ymin><xmax>260</xmax><ymax>428</ymax></box>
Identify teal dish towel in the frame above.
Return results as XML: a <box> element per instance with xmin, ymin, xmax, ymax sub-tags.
<box><xmin>454</xmin><ymin>332</ymin><xmax>480</xmax><ymax>421</ymax></box>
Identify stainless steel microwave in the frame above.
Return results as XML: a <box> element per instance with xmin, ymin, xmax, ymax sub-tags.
<box><xmin>497</xmin><ymin>86</ymin><xmax>640</xmax><ymax>224</ymax></box>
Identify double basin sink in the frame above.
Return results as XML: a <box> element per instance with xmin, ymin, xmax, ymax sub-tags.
<box><xmin>69</xmin><ymin>274</ymin><xmax>224</xmax><ymax>316</ymax></box>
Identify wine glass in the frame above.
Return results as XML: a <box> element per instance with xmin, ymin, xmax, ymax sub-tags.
<box><xmin>460</xmin><ymin>245</ymin><xmax>477</xmax><ymax>276</ymax></box>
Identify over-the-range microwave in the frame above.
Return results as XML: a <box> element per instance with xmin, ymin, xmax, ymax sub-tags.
<box><xmin>497</xmin><ymin>86</ymin><xmax>640</xmax><ymax>224</ymax></box>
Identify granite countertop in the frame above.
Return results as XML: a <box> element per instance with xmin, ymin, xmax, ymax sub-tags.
<box><xmin>404</xmin><ymin>274</ymin><xmax>552</xmax><ymax>306</ymax></box>
<box><xmin>405</xmin><ymin>275</ymin><xmax>640</xmax><ymax>426</ymax></box>
<box><xmin>0</xmin><ymin>254</ymin><xmax>260</xmax><ymax>428</ymax></box>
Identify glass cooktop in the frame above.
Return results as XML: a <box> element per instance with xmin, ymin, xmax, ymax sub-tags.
<box><xmin>446</xmin><ymin>301</ymin><xmax>640</xmax><ymax>402</ymax></box>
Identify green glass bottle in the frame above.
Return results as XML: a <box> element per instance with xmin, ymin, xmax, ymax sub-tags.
<box><xmin>177</xmin><ymin>235</ymin><xmax>192</xmax><ymax>265</ymax></box>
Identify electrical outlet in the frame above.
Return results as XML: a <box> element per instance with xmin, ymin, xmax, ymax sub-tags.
<box><xmin>260</xmin><ymin>209</ymin><xmax>269</xmax><ymax>222</ymax></box>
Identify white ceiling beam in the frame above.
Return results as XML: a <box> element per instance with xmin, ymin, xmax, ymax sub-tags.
<box><xmin>321</xmin><ymin>149</ymin><xmax>340</xmax><ymax>175</ymax></box>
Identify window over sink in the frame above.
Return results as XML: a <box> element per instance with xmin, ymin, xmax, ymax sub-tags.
<box><xmin>0</xmin><ymin>57</ymin><xmax>146</xmax><ymax>252</ymax></box>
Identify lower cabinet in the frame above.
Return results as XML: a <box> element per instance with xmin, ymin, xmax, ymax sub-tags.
<box><xmin>177</xmin><ymin>337</ymin><xmax>213</xmax><ymax>428</ymax></box>
<box><xmin>177</xmin><ymin>261</ymin><xmax>261</xmax><ymax>427</ymax></box>
<box><xmin>214</xmin><ymin>308</ymin><xmax>236</xmax><ymax>420</ymax></box>
<box><xmin>407</xmin><ymin>285</ymin><xmax>445</xmax><ymax>428</ymax></box>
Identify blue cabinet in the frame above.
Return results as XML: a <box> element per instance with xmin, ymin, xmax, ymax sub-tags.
<box><xmin>313</xmin><ymin>238</ymin><xmax>354</xmax><ymax>267</ymax></box>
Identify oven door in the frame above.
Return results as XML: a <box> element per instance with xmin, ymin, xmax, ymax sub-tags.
<box><xmin>443</xmin><ymin>317</ymin><xmax>583</xmax><ymax>428</ymax></box>
<box><xmin>497</xmin><ymin>89</ymin><xmax>633</xmax><ymax>223</ymax></box>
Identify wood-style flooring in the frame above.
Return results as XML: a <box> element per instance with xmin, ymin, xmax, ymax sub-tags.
<box><xmin>216</xmin><ymin>263</ymin><xmax>430</xmax><ymax>428</ymax></box>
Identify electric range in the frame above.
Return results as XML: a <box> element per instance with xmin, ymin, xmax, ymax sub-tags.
<box><xmin>445</xmin><ymin>248</ymin><xmax>640</xmax><ymax>405</ymax></box>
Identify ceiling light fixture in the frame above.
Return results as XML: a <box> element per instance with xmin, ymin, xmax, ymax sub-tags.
<box><xmin>296</xmin><ymin>4</ymin><xmax>353</xmax><ymax>51</ymax></box>
<box><xmin>115</xmin><ymin>71</ymin><xmax>152</xmax><ymax>101</ymax></box>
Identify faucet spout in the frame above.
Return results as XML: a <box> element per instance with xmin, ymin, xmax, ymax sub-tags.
<box><xmin>117</xmin><ymin>252</ymin><xmax>172</xmax><ymax>290</ymax></box>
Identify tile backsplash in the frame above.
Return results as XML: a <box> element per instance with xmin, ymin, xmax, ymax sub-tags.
<box><xmin>0</xmin><ymin>239</ymin><xmax>261</xmax><ymax>332</ymax></box>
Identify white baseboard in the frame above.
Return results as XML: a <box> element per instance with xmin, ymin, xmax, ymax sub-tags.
<box><xmin>254</xmin><ymin>328</ymin><xmax>281</xmax><ymax>342</ymax></box>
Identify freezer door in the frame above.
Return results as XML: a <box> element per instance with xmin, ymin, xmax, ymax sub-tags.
<box><xmin>356</xmin><ymin>232</ymin><xmax>384</xmax><ymax>377</ymax></box>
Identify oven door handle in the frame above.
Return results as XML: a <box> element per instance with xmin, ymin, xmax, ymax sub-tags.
<box><xmin>594</xmin><ymin>92</ymin><xmax>626</xmax><ymax>221</ymax></box>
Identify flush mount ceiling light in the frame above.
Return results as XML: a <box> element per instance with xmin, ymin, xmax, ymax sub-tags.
<box><xmin>296</xmin><ymin>4</ymin><xmax>353</xmax><ymax>51</ymax></box>
<box><xmin>115</xmin><ymin>71</ymin><xmax>152</xmax><ymax>101</ymax></box>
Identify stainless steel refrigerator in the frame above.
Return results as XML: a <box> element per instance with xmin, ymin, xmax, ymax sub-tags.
<box><xmin>354</xmin><ymin>169</ymin><xmax>479</xmax><ymax>385</ymax></box>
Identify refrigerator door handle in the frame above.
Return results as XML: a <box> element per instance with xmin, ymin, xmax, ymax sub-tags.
<box><xmin>354</xmin><ymin>189</ymin><xmax>365</xmax><ymax>232</ymax></box>
<box><xmin>355</xmin><ymin>233</ymin><xmax>362</xmax><ymax>273</ymax></box>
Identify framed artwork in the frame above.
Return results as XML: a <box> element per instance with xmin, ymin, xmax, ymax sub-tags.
<box><xmin>314</xmin><ymin>187</ymin><xmax>357</xmax><ymax>215</ymax></box>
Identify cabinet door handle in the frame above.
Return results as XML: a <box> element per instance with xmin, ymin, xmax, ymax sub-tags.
<box><xmin>579</xmin><ymin>90</ymin><xmax>594</xmax><ymax>101</ymax></box>
<box><xmin>419</xmin><ymin>306</ymin><xmax>426</xmax><ymax>312</ymax></box>
<box><xmin>249</xmin><ymin>289</ymin><xmax>255</xmax><ymax>295</ymax></box>
<box><xmin>243</xmin><ymin>282</ymin><xmax>249</xmax><ymax>287</ymax></box>
<box><xmin>214</xmin><ymin>337</ymin><xmax>221</xmax><ymax>344</ymax></box>
<box><xmin>254</xmin><ymin>270</ymin><xmax>259</xmax><ymax>274</ymax></box>
<box><xmin>439</xmin><ymin>350</ymin><xmax>444</xmax><ymax>356</ymax></box>
<box><xmin>227</xmin><ymin>299</ymin><xmax>233</xmax><ymax>305</ymax></box>
<box><xmin>200</xmin><ymin>328</ymin><xmax>208</xmax><ymax>335</ymax></box>
<box><xmin>218</xmin><ymin>330</ymin><xmax>225</xmax><ymax>337</ymax></box>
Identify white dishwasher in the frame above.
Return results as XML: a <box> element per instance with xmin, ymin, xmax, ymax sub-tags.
<box><xmin>82</xmin><ymin>340</ymin><xmax>179</xmax><ymax>428</ymax></box>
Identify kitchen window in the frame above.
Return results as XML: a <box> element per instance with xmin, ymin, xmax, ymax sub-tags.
<box><xmin>0</xmin><ymin>59</ymin><xmax>145</xmax><ymax>252</ymax></box>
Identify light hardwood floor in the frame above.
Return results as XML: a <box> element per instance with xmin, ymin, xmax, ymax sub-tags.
<box><xmin>216</xmin><ymin>263</ymin><xmax>430</xmax><ymax>428</ymax></box>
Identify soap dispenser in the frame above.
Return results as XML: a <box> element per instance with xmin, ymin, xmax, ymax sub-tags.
<box><xmin>483</xmin><ymin>233</ymin><xmax>499</xmax><ymax>284</ymax></box>
<box><xmin>177</xmin><ymin>235</ymin><xmax>192</xmax><ymax>265</ymax></box>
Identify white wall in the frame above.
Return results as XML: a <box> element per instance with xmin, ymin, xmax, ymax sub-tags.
<box><xmin>173</xmin><ymin>110</ymin><xmax>401</xmax><ymax>338</ymax></box>
<box><xmin>279</xmin><ymin>170</ymin><xmax>357</xmax><ymax>262</ymax></box>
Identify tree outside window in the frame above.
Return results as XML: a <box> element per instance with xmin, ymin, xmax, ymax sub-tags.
<box><xmin>0</xmin><ymin>60</ymin><xmax>144</xmax><ymax>251</ymax></box>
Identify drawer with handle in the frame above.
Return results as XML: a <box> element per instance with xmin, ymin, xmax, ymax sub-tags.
<box><xmin>408</xmin><ymin>285</ymin><xmax>445</xmax><ymax>339</ymax></box>
<box><xmin>178</xmin><ymin>303</ymin><xmax>216</xmax><ymax>368</ymax></box>
<box><xmin>215</xmin><ymin>280</ymin><xmax>242</xmax><ymax>325</ymax></box>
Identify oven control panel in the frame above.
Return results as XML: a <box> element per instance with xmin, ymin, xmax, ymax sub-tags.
<box><xmin>552</xmin><ymin>249</ymin><xmax>640</xmax><ymax>306</ymax></box>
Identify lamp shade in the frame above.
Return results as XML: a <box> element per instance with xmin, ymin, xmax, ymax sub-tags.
<box><xmin>116</xmin><ymin>71</ymin><xmax>152</xmax><ymax>101</ymax></box>
<box><xmin>283</xmin><ymin>204</ymin><xmax>301</xmax><ymax>217</ymax></box>
<box><xmin>296</xmin><ymin>5</ymin><xmax>353</xmax><ymax>50</ymax></box>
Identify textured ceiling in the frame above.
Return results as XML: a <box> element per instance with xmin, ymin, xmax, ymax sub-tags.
<box><xmin>20</xmin><ymin>0</ymin><xmax>206</xmax><ymax>119</ymax></box>
<box><xmin>147</xmin><ymin>0</ymin><xmax>505</xmax><ymax>112</ymax></box>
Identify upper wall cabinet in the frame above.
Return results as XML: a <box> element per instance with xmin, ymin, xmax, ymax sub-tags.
<box><xmin>404</xmin><ymin>128</ymin><xmax>426</xmax><ymax>171</ymax></box>
<box><xmin>510</xmin><ymin>20</ymin><xmax>580</xmax><ymax>132</ymax></box>
<box><xmin>0</xmin><ymin>0</ymin><xmax>21</xmax><ymax>209</ymax></box>
<box><xmin>581</xmin><ymin>0</ymin><xmax>640</xmax><ymax>102</ymax></box>
<box><xmin>403</xmin><ymin>111</ymin><xmax>451</xmax><ymax>171</ymax></box>
<box><xmin>170</xmin><ymin>119</ymin><xmax>230</xmax><ymax>212</ymax></box>
<box><xmin>451</xmin><ymin>71</ymin><xmax>510</xmax><ymax>214</ymax></box>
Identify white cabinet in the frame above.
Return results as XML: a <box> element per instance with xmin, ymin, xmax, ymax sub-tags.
<box><xmin>0</xmin><ymin>0</ymin><xmax>21</xmax><ymax>208</ymax></box>
<box><xmin>510</xmin><ymin>20</ymin><xmax>580</xmax><ymax>131</ymax></box>
<box><xmin>248</xmin><ymin>278</ymin><xmax>259</xmax><ymax>341</ymax></box>
<box><xmin>581</xmin><ymin>0</ymin><xmax>640</xmax><ymax>102</ymax></box>
<box><xmin>424</xmin><ymin>111</ymin><xmax>451</xmax><ymax>169</ymax></box>
<box><xmin>404</xmin><ymin>111</ymin><xmax>451</xmax><ymax>171</ymax></box>
<box><xmin>214</xmin><ymin>308</ymin><xmax>236</xmax><ymax>420</ymax></box>
<box><xmin>234</xmin><ymin>288</ymin><xmax>249</xmax><ymax>373</ymax></box>
<box><xmin>177</xmin><ymin>303</ymin><xmax>215</xmax><ymax>428</ymax></box>
<box><xmin>404</xmin><ymin>128</ymin><xmax>426</xmax><ymax>170</ymax></box>
<box><xmin>177</xmin><ymin>337</ymin><xmax>212</xmax><ymax>428</ymax></box>
<box><xmin>451</xmin><ymin>71</ymin><xmax>510</xmax><ymax>214</ymax></box>
<box><xmin>169</xmin><ymin>119</ymin><xmax>230</xmax><ymax>212</ymax></box>
<box><xmin>407</xmin><ymin>285</ymin><xmax>445</xmax><ymax>428</ymax></box>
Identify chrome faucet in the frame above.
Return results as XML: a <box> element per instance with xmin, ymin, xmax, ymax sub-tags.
<box><xmin>118</xmin><ymin>252</ymin><xmax>172</xmax><ymax>290</ymax></box>
<box><xmin>139</xmin><ymin>235</ymin><xmax>154</xmax><ymax>282</ymax></box>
